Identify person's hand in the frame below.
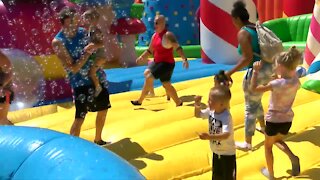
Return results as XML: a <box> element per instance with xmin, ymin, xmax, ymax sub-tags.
<box><xmin>199</xmin><ymin>132</ymin><xmax>211</xmax><ymax>140</ymax></box>
<box><xmin>84</xmin><ymin>43</ymin><xmax>97</xmax><ymax>54</ymax></box>
<box><xmin>225</xmin><ymin>71</ymin><xmax>231</xmax><ymax>78</ymax></box>
<box><xmin>183</xmin><ymin>59</ymin><xmax>189</xmax><ymax>69</ymax></box>
<box><xmin>253</xmin><ymin>60</ymin><xmax>262</xmax><ymax>72</ymax></box>
<box><xmin>194</xmin><ymin>95</ymin><xmax>202</xmax><ymax>105</ymax></box>
<box><xmin>136</xmin><ymin>56</ymin><xmax>144</xmax><ymax>64</ymax></box>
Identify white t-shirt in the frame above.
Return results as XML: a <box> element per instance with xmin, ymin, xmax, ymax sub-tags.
<box><xmin>200</xmin><ymin>108</ymin><xmax>235</xmax><ymax>155</ymax></box>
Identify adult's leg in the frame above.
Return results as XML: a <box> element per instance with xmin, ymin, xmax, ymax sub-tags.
<box><xmin>132</xmin><ymin>70</ymin><xmax>154</xmax><ymax>105</ymax></box>
<box><xmin>235</xmin><ymin>91</ymin><xmax>262</xmax><ymax>150</ymax></box>
<box><xmin>0</xmin><ymin>103</ymin><xmax>12</xmax><ymax>125</ymax></box>
<box><xmin>70</xmin><ymin>118</ymin><xmax>85</xmax><ymax>136</ymax></box>
<box><xmin>256</xmin><ymin>62</ymin><xmax>273</xmax><ymax>133</ymax></box>
<box><xmin>256</xmin><ymin>103</ymin><xmax>266</xmax><ymax>133</ymax></box>
<box><xmin>72</xmin><ymin>86</ymin><xmax>88</xmax><ymax>136</ymax></box>
<box><xmin>144</xmin><ymin>69</ymin><xmax>155</xmax><ymax>97</ymax></box>
<box><xmin>162</xmin><ymin>81</ymin><xmax>182</xmax><ymax>106</ymax></box>
<box><xmin>95</xmin><ymin>109</ymin><xmax>108</xmax><ymax>142</ymax></box>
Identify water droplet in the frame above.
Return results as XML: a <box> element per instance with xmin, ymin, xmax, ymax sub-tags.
<box><xmin>8</xmin><ymin>0</ymin><xmax>15</xmax><ymax>6</ymax></box>
<box><xmin>31</xmin><ymin>28</ymin><xmax>39</xmax><ymax>36</ymax></box>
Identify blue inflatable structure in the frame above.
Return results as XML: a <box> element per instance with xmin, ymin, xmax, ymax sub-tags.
<box><xmin>0</xmin><ymin>126</ymin><xmax>144</xmax><ymax>179</ymax></box>
<box><xmin>106</xmin><ymin>59</ymin><xmax>233</xmax><ymax>93</ymax></box>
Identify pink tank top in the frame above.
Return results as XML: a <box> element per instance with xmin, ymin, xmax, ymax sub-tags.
<box><xmin>152</xmin><ymin>29</ymin><xmax>174</xmax><ymax>63</ymax></box>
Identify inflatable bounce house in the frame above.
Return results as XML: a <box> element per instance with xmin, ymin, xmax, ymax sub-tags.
<box><xmin>2</xmin><ymin>0</ymin><xmax>320</xmax><ymax>179</ymax></box>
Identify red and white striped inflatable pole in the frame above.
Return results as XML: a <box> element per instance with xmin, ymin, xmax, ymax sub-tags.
<box><xmin>200</xmin><ymin>0</ymin><xmax>257</xmax><ymax>64</ymax></box>
<box><xmin>304</xmin><ymin>0</ymin><xmax>320</xmax><ymax>66</ymax></box>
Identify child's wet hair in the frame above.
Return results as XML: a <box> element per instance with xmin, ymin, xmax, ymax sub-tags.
<box><xmin>274</xmin><ymin>46</ymin><xmax>302</xmax><ymax>70</ymax></box>
<box><xmin>214</xmin><ymin>70</ymin><xmax>233</xmax><ymax>87</ymax></box>
<box><xmin>90</xmin><ymin>28</ymin><xmax>103</xmax><ymax>44</ymax></box>
<box><xmin>83</xmin><ymin>9</ymin><xmax>100</xmax><ymax>21</ymax></box>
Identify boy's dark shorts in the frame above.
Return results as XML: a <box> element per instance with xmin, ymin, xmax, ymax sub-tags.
<box><xmin>149</xmin><ymin>62</ymin><xmax>175</xmax><ymax>82</ymax></box>
<box><xmin>0</xmin><ymin>90</ymin><xmax>14</xmax><ymax>104</ymax></box>
<box><xmin>212</xmin><ymin>153</ymin><xmax>236</xmax><ymax>180</ymax></box>
<box><xmin>265</xmin><ymin>121</ymin><xmax>292</xmax><ymax>136</ymax></box>
<box><xmin>74</xmin><ymin>84</ymin><xmax>111</xmax><ymax>119</ymax></box>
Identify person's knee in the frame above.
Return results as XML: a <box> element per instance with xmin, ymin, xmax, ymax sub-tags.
<box><xmin>72</xmin><ymin>119</ymin><xmax>84</xmax><ymax>129</ymax></box>
<box><xmin>97</xmin><ymin>110</ymin><xmax>107</xmax><ymax>118</ymax></box>
<box><xmin>162</xmin><ymin>81</ymin><xmax>171</xmax><ymax>88</ymax></box>
<box><xmin>144</xmin><ymin>69</ymin><xmax>151</xmax><ymax>77</ymax></box>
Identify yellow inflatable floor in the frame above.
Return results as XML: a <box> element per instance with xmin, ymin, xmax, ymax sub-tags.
<box><xmin>14</xmin><ymin>71</ymin><xmax>320</xmax><ymax>179</ymax></box>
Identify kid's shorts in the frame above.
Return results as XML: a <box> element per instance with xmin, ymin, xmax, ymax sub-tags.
<box><xmin>265</xmin><ymin>121</ymin><xmax>292</xmax><ymax>136</ymax></box>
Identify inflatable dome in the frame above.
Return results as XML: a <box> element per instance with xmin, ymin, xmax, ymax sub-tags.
<box><xmin>1</xmin><ymin>49</ymin><xmax>45</xmax><ymax>111</ymax></box>
<box><xmin>0</xmin><ymin>126</ymin><xmax>145</xmax><ymax>179</ymax></box>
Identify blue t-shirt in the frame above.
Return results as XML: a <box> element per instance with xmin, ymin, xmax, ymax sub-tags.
<box><xmin>55</xmin><ymin>27</ymin><xmax>105</xmax><ymax>88</ymax></box>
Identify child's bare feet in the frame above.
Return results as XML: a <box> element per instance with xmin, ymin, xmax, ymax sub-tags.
<box><xmin>146</xmin><ymin>92</ymin><xmax>155</xmax><ymax>97</ymax></box>
<box><xmin>261</xmin><ymin>167</ymin><xmax>275</xmax><ymax>180</ymax></box>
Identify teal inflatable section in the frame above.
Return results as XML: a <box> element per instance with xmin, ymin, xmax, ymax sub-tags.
<box><xmin>0</xmin><ymin>126</ymin><xmax>144</xmax><ymax>179</ymax></box>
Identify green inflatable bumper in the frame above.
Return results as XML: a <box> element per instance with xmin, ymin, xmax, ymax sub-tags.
<box><xmin>302</xmin><ymin>79</ymin><xmax>320</xmax><ymax>94</ymax></box>
<box><xmin>263</xmin><ymin>14</ymin><xmax>311</xmax><ymax>50</ymax></box>
<box><xmin>136</xmin><ymin>45</ymin><xmax>201</xmax><ymax>58</ymax></box>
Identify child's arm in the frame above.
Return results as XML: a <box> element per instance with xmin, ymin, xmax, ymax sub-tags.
<box><xmin>165</xmin><ymin>32</ymin><xmax>189</xmax><ymax>69</ymax></box>
<box><xmin>250</xmin><ymin>61</ymin><xmax>272</xmax><ymax>92</ymax></box>
<box><xmin>194</xmin><ymin>95</ymin><xmax>202</xmax><ymax>118</ymax></box>
<box><xmin>199</xmin><ymin>132</ymin><xmax>230</xmax><ymax>141</ymax></box>
<box><xmin>84</xmin><ymin>42</ymin><xmax>103</xmax><ymax>54</ymax></box>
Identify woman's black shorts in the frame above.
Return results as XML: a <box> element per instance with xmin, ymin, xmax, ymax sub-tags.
<box><xmin>149</xmin><ymin>62</ymin><xmax>175</xmax><ymax>82</ymax></box>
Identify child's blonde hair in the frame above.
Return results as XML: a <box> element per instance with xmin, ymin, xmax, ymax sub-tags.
<box><xmin>210</xmin><ymin>86</ymin><xmax>231</xmax><ymax>104</ymax></box>
<box><xmin>274</xmin><ymin>46</ymin><xmax>302</xmax><ymax>71</ymax></box>
<box><xmin>83</xmin><ymin>9</ymin><xmax>100</xmax><ymax>22</ymax></box>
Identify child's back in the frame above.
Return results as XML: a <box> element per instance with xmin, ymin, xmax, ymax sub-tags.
<box><xmin>266</xmin><ymin>76</ymin><xmax>300</xmax><ymax>123</ymax></box>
